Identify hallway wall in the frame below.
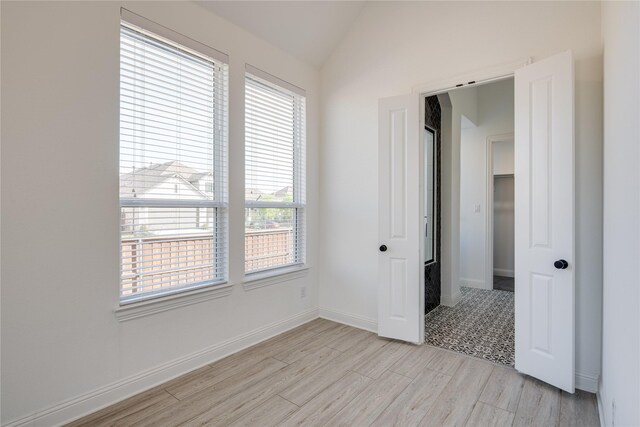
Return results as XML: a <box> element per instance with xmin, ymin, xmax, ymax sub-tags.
<box><xmin>459</xmin><ymin>79</ymin><xmax>514</xmax><ymax>289</ymax></box>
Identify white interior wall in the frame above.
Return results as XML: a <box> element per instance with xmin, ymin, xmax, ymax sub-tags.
<box><xmin>600</xmin><ymin>2</ymin><xmax>640</xmax><ymax>426</ymax></box>
<box><xmin>0</xmin><ymin>2</ymin><xmax>320</xmax><ymax>425</ymax></box>
<box><xmin>459</xmin><ymin>79</ymin><xmax>514</xmax><ymax>289</ymax></box>
<box><xmin>437</xmin><ymin>87</ymin><xmax>479</xmax><ymax>306</ymax></box>
<box><xmin>436</xmin><ymin>94</ymin><xmax>461</xmax><ymax>307</ymax></box>
<box><xmin>319</xmin><ymin>0</ymin><xmax>602</xmax><ymax>392</ymax></box>
<box><xmin>493</xmin><ymin>140</ymin><xmax>515</xmax><ymax>175</ymax></box>
<box><xmin>450</xmin><ymin>86</ymin><xmax>479</xmax><ymax>127</ymax></box>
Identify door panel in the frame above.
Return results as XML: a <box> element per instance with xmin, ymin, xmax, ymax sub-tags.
<box><xmin>390</xmin><ymin>258</ymin><xmax>408</xmax><ymax>319</ymax></box>
<box><xmin>390</xmin><ymin>108</ymin><xmax>407</xmax><ymax>238</ymax></box>
<box><xmin>515</xmin><ymin>51</ymin><xmax>575</xmax><ymax>392</ymax></box>
<box><xmin>378</xmin><ymin>94</ymin><xmax>423</xmax><ymax>343</ymax></box>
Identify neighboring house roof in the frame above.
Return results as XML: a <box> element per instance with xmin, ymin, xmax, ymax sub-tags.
<box><xmin>246</xmin><ymin>186</ymin><xmax>293</xmax><ymax>202</ymax></box>
<box><xmin>187</xmin><ymin>171</ymin><xmax>212</xmax><ymax>183</ymax></box>
<box><xmin>274</xmin><ymin>186</ymin><xmax>292</xmax><ymax>198</ymax></box>
<box><xmin>246</xmin><ymin>187</ymin><xmax>265</xmax><ymax>201</ymax></box>
<box><xmin>120</xmin><ymin>161</ymin><xmax>210</xmax><ymax>199</ymax></box>
<box><xmin>121</xmin><ymin>161</ymin><xmax>289</xmax><ymax>201</ymax></box>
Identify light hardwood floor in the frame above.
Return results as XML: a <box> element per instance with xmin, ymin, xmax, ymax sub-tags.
<box><xmin>68</xmin><ymin>319</ymin><xmax>600</xmax><ymax>427</ymax></box>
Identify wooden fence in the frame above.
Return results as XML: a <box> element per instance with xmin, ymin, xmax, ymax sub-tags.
<box><xmin>121</xmin><ymin>228</ymin><xmax>292</xmax><ymax>295</ymax></box>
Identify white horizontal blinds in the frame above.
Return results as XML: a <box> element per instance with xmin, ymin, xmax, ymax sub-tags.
<box><xmin>293</xmin><ymin>88</ymin><xmax>307</xmax><ymax>266</ymax></box>
<box><xmin>245</xmin><ymin>69</ymin><xmax>306</xmax><ymax>274</ymax></box>
<box><xmin>119</xmin><ymin>19</ymin><xmax>228</xmax><ymax>303</ymax></box>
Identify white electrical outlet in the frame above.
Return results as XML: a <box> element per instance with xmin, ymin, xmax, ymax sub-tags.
<box><xmin>300</xmin><ymin>286</ymin><xmax>307</xmax><ymax>299</ymax></box>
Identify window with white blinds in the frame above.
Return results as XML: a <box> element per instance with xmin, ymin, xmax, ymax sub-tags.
<box><xmin>119</xmin><ymin>16</ymin><xmax>228</xmax><ymax>303</ymax></box>
<box><xmin>245</xmin><ymin>67</ymin><xmax>306</xmax><ymax>275</ymax></box>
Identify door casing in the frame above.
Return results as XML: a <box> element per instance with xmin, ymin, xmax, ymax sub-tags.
<box><xmin>415</xmin><ymin>60</ymin><xmax>528</xmax><ymax>323</ymax></box>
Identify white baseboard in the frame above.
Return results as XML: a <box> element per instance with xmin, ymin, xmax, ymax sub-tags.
<box><xmin>460</xmin><ymin>278</ymin><xmax>488</xmax><ymax>290</ymax></box>
<box><xmin>319</xmin><ymin>307</ymin><xmax>377</xmax><ymax>333</ymax></box>
<box><xmin>575</xmin><ymin>371</ymin><xmax>599</xmax><ymax>393</ymax></box>
<box><xmin>440</xmin><ymin>289</ymin><xmax>462</xmax><ymax>307</ymax></box>
<box><xmin>4</xmin><ymin>308</ymin><xmax>319</xmax><ymax>427</ymax></box>
<box><xmin>493</xmin><ymin>268</ymin><xmax>514</xmax><ymax>278</ymax></box>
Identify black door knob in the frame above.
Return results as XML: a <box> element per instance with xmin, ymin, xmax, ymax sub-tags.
<box><xmin>554</xmin><ymin>259</ymin><xmax>569</xmax><ymax>269</ymax></box>
<box><xmin>379</xmin><ymin>245</ymin><xmax>388</xmax><ymax>252</ymax></box>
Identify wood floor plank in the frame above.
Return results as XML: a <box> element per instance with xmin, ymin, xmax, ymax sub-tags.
<box><xmin>180</xmin><ymin>346</ymin><xmax>342</xmax><ymax>426</ymax></box>
<box><xmin>465</xmin><ymin>402</ymin><xmax>515</xmax><ymax>427</ymax></box>
<box><xmin>321</xmin><ymin>325</ymin><xmax>368</xmax><ymax>351</ymax></box>
<box><xmin>165</xmin><ymin>347</ymin><xmax>283</xmax><ymax>400</ymax></box>
<box><xmin>424</xmin><ymin>347</ymin><xmax>467</xmax><ymax>376</ymax></box>
<box><xmin>479</xmin><ymin>365</ymin><xmax>526</xmax><ymax>412</ymax></box>
<box><xmin>419</xmin><ymin>357</ymin><xmax>494</xmax><ymax>427</ymax></box>
<box><xmin>67</xmin><ymin>388</ymin><xmax>178</xmax><ymax>427</ymax></box>
<box><xmin>227</xmin><ymin>395</ymin><xmax>298</xmax><ymax>427</ymax></box>
<box><xmin>130</xmin><ymin>357</ymin><xmax>287</xmax><ymax>427</ymax></box>
<box><xmin>156</xmin><ymin>366</ymin><xmax>213</xmax><ymax>397</ymax></box>
<box><xmin>273</xmin><ymin>323</ymin><xmax>352</xmax><ymax>364</ymax></box>
<box><xmin>324</xmin><ymin>370</ymin><xmax>412</xmax><ymax>427</ymax></box>
<box><xmin>351</xmin><ymin>339</ymin><xmax>413</xmax><ymax>379</ymax></box>
<box><xmin>304</xmin><ymin>318</ymin><xmax>338</xmax><ymax>333</ymax></box>
<box><xmin>559</xmin><ymin>389</ymin><xmax>600</xmax><ymax>427</ymax></box>
<box><xmin>280</xmin><ymin>371</ymin><xmax>372</xmax><ymax>427</ymax></box>
<box><xmin>513</xmin><ymin>377</ymin><xmax>561</xmax><ymax>427</ymax></box>
<box><xmin>371</xmin><ymin>368</ymin><xmax>451</xmax><ymax>427</ymax></box>
<box><xmin>389</xmin><ymin>343</ymin><xmax>439</xmax><ymax>378</ymax></box>
<box><xmin>325</xmin><ymin>326</ymin><xmax>373</xmax><ymax>352</ymax></box>
<box><xmin>247</xmin><ymin>323</ymin><xmax>309</xmax><ymax>349</ymax></box>
<box><xmin>279</xmin><ymin>332</ymin><xmax>390</xmax><ymax>405</ymax></box>
<box><xmin>242</xmin><ymin>326</ymin><xmax>319</xmax><ymax>360</ymax></box>
<box><xmin>162</xmin><ymin>325</ymin><xmax>318</xmax><ymax>401</ymax></box>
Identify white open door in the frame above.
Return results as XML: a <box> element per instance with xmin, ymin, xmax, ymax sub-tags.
<box><xmin>514</xmin><ymin>51</ymin><xmax>575</xmax><ymax>392</ymax></box>
<box><xmin>378</xmin><ymin>94</ymin><xmax>424</xmax><ymax>344</ymax></box>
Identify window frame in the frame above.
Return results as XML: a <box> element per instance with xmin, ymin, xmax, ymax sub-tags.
<box><xmin>118</xmin><ymin>11</ymin><xmax>229</xmax><ymax>305</ymax></box>
<box><xmin>244</xmin><ymin>65</ymin><xmax>307</xmax><ymax>278</ymax></box>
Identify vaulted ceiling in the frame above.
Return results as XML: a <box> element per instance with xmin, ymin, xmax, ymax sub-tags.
<box><xmin>197</xmin><ymin>1</ymin><xmax>366</xmax><ymax>68</ymax></box>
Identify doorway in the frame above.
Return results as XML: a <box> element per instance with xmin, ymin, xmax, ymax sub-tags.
<box><xmin>378</xmin><ymin>51</ymin><xmax>576</xmax><ymax>392</ymax></box>
<box><xmin>492</xmin><ymin>174</ymin><xmax>515</xmax><ymax>292</ymax></box>
<box><xmin>423</xmin><ymin>78</ymin><xmax>516</xmax><ymax>366</ymax></box>
<box><xmin>487</xmin><ymin>133</ymin><xmax>516</xmax><ymax>293</ymax></box>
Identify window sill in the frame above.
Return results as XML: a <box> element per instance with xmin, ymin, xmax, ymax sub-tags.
<box><xmin>114</xmin><ymin>282</ymin><xmax>234</xmax><ymax>322</ymax></box>
<box><xmin>243</xmin><ymin>266</ymin><xmax>309</xmax><ymax>291</ymax></box>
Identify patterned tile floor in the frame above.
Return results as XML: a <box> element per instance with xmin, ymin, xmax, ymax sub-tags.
<box><xmin>493</xmin><ymin>275</ymin><xmax>515</xmax><ymax>292</ymax></box>
<box><xmin>424</xmin><ymin>287</ymin><xmax>515</xmax><ymax>366</ymax></box>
